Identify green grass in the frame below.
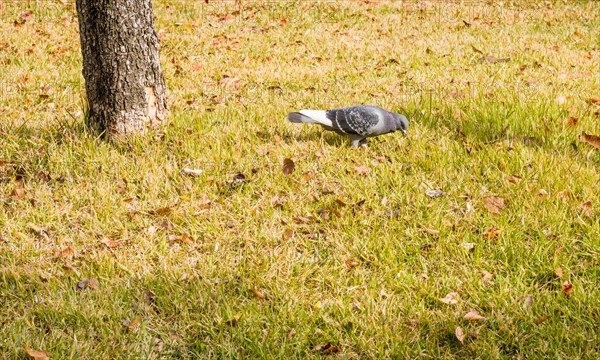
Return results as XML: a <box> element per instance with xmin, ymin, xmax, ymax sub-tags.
<box><xmin>1</xmin><ymin>0</ymin><xmax>599</xmax><ymax>358</ymax></box>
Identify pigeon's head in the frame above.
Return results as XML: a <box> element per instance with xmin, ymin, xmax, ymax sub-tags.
<box><xmin>393</xmin><ymin>114</ymin><xmax>409</xmax><ymax>137</ymax></box>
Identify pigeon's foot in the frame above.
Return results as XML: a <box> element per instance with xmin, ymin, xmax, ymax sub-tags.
<box><xmin>350</xmin><ymin>137</ymin><xmax>367</xmax><ymax>148</ymax></box>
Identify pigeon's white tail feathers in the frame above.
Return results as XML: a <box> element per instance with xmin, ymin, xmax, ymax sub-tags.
<box><xmin>287</xmin><ymin>112</ymin><xmax>315</xmax><ymax>124</ymax></box>
<box><xmin>297</xmin><ymin>110</ymin><xmax>333</xmax><ymax>127</ymax></box>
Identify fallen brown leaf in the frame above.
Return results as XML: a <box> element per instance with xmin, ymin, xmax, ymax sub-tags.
<box><xmin>506</xmin><ymin>175</ymin><xmax>522</xmax><ymax>184</ymax></box>
<box><xmin>283</xmin><ymin>158</ymin><xmax>295</xmax><ymax>175</ymax></box>
<box><xmin>483</xmin><ymin>196</ymin><xmax>505</xmax><ymax>215</ymax></box>
<box><xmin>439</xmin><ymin>292</ymin><xmax>459</xmax><ymax>305</ymax></box>
<box><xmin>464</xmin><ymin>310</ymin><xmax>486</xmax><ymax>321</ymax></box>
<box><xmin>483</xmin><ymin>228</ymin><xmax>501</xmax><ymax>240</ymax></box>
<box><xmin>24</xmin><ymin>344</ymin><xmax>48</xmax><ymax>360</ymax></box>
<box><xmin>588</xmin><ymin>97</ymin><xmax>600</xmax><ymax>106</ymax></box>
<box><xmin>579</xmin><ymin>133</ymin><xmax>600</xmax><ymax>149</ymax></box>
<box><xmin>353</xmin><ymin>165</ymin><xmax>371</xmax><ymax>175</ymax></box>
<box><xmin>168</xmin><ymin>234</ymin><xmax>193</xmax><ymax>244</ymax></box>
<box><xmin>555</xmin><ymin>267</ymin><xmax>563</xmax><ymax>278</ymax></box>
<box><xmin>557</xmin><ymin>189</ymin><xmax>573</xmax><ymax>203</ymax></box>
<box><xmin>220</xmin><ymin>76</ymin><xmax>241</xmax><ymax>89</ymax></box>
<box><xmin>182</xmin><ymin>168</ymin><xmax>203</xmax><ymax>176</ymax></box>
<box><xmin>151</xmin><ymin>207</ymin><xmax>172</xmax><ymax>216</ymax></box>
<box><xmin>482</xmin><ymin>270</ymin><xmax>495</xmax><ymax>284</ymax></box>
<box><xmin>56</xmin><ymin>246</ymin><xmax>74</xmax><ymax>258</ymax></box>
<box><xmin>225</xmin><ymin>312</ymin><xmax>242</xmax><ymax>326</ymax></box>
<box><xmin>345</xmin><ymin>259</ymin><xmax>359</xmax><ymax>269</ymax></box>
<box><xmin>10</xmin><ymin>187</ymin><xmax>26</xmax><ymax>199</ymax></box>
<box><xmin>302</xmin><ymin>171</ymin><xmax>315</xmax><ymax>180</ymax></box>
<box><xmin>579</xmin><ymin>201</ymin><xmax>593</xmax><ymax>217</ymax></box>
<box><xmin>455</xmin><ymin>326</ymin><xmax>465</xmax><ymax>344</ymax></box>
<box><xmin>282</xmin><ymin>229</ymin><xmax>293</xmax><ymax>240</ymax></box>
<box><xmin>314</xmin><ymin>343</ymin><xmax>339</xmax><ymax>354</ymax></box>
<box><xmin>126</xmin><ymin>315</ymin><xmax>141</xmax><ymax>330</ymax></box>
<box><xmin>565</xmin><ymin>116</ymin><xmax>579</xmax><ymax>127</ymax></box>
<box><xmin>101</xmin><ymin>237</ymin><xmax>122</xmax><ymax>248</ymax></box>
<box><xmin>249</xmin><ymin>288</ymin><xmax>266</xmax><ymax>300</ymax></box>
<box><xmin>534</xmin><ymin>315</ymin><xmax>549</xmax><ymax>324</ymax></box>
<box><xmin>471</xmin><ymin>45</ymin><xmax>484</xmax><ymax>54</ymax></box>
<box><xmin>77</xmin><ymin>278</ymin><xmax>99</xmax><ymax>290</ymax></box>
<box><xmin>562</xmin><ymin>281</ymin><xmax>573</xmax><ymax>298</ymax></box>
<box><xmin>524</xmin><ymin>295</ymin><xmax>533</xmax><ymax>307</ymax></box>
<box><xmin>292</xmin><ymin>216</ymin><xmax>311</xmax><ymax>223</ymax></box>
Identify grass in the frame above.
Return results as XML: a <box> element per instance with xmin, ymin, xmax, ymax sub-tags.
<box><xmin>1</xmin><ymin>0</ymin><xmax>599</xmax><ymax>358</ymax></box>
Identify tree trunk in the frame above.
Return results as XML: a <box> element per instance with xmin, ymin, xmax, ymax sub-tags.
<box><xmin>76</xmin><ymin>0</ymin><xmax>168</xmax><ymax>138</ymax></box>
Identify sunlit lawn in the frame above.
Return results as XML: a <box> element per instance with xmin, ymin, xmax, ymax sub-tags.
<box><xmin>1</xmin><ymin>1</ymin><xmax>599</xmax><ymax>358</ymax></box>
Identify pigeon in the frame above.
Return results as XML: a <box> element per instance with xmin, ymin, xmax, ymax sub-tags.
<box><xmin>287</xmin><ymin>105</ymin><xmax>408</xmax><ymax>147</ymax></box>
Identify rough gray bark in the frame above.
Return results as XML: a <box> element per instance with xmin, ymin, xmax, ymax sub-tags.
<box><xmin>76</xmin><ymin>0</ymin><xmax>168</xmax><ymax>138</ymax></box>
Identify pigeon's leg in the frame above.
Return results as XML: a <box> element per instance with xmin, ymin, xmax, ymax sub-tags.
<box><xmin>350</xmin><ymin>135</ymin><xmax>365</xmax><ymax>148</ymax></box>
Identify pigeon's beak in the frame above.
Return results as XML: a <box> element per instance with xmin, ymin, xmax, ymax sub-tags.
<box><xmin>402</xmin><ymin>130</ymin><xmax>407</xmax><ymax>137</ymax></box>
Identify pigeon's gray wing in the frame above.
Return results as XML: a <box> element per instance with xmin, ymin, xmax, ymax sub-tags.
<box><xmin>325</xmin><ymin>106</ymin><xmax>381</xmax><ymax>136</ymax></box>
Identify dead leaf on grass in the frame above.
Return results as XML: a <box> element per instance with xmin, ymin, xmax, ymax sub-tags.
<box><xmin>464</xmin><ymin>310</ymin><xmax>486</xmax><ymax>321</ymax></box>
<box><xmin>353</xmin><ymin>165</ymin><xmax>371</xmax><ymax>175</ymax></box>
<box><xmin>303</xmin><ymin>171</ymin><xmax>315</xmax><ymax>180</ymax></box>
<box><xmin>282</xmin><ymin>229</ymin><xmax>293</xmax><ymax>240</ymax></box>
<box><xmin>455</xmin><ymin>326</ymin><xmax>465</xmax><ymax>344</ymax></box>
<box><xmin>225</xmin><ymin>312</ymin><xmax>242</xmax><ymax>326</ymax></box>
<box><xmin>565</xmin><ymin>116</ymin><xmax>579</xmax><ymax>127</ymax></box>
<box><xmin>426</xmin><ymin>189</ymin><xmax>445</xmax><ymax>198</ymax></box>
<box><xmin>283</xmin><ymin>158</ymin><xmax>295</xmax><ymax>175</ymax></box>
<box><xmin>151</xmin><ymin>207</ymin><xmax>172</xmax><ymax>216</ymax></box>
<box><xmin>345</xmin><ymin>259</ymin><xmax>359</xmax><ymax>269</ymax></box>
<box><xmin>292</xmin><ymin>216</ymin><xmax>311</xmax><ymax>223</ymax></box>
<box><xmin>10</xmin><ymin>188</ymin><xmax>26</xmax><ymax>199</ymax></box>
<box><xmin>220</xmin><ymin>76</ymin><xmax>241</xmax><ymax>89</ymax></box>
<box><xmin>534</xmin><ymin>315</ymin><xmax>549</xmax><ymax>324</ymax></box>
<box><xmin>126</xmin><ymin>315</ymin><xmax>141</xmax><ymax>330</ymax></box>
<box><xmin>557</xmin><ymin>189</ymin><xmax>573</xmax><ymax>203</ymax></box>
<box><xmin>439</xmin><ymin>292</ymin><xmax>459</xmax><ymax>305</ymax></box>
<box><xmin>77</xmin><ymin>278</ymin><xmax>99</xmax><ymax>290</ymax></box>
<box><xmin>562</xmin><ymin>281</ymin><xmax>573</xmax><ymax>298</ymax></box>
<box><xmin>182</xmin><ymin>168</ymin><xmax>203</xmax><ymax>176</ymax></box>
<box><xmin>506</xmin><ymin>175</ymin><xmax>522</xmax><ymax>184</ymax></box>
<box><xmin>483</xmin><ymin>228</ymin><xmax>501</xmax><ymax>240</ymax></box>
<box><xmin>471</xmin><ymin>45</ymin><xmax>484</xmax><ymax>54</ymax></box>
<box><xmin>249</xmin><ymin>288</ymin><xmax>266</xmax><ymax>300</ymax></box>
<box><xmin>524</xmin><ymin>295</ymin><xmax>533</xmax><ymax>307</ymax></box>
<box><xmin>579</xmin><ymin>201</ymin><xmax>593</xmax><ymax>217</ymax></box>
<box><xmin>587</xmin><ymin>97</ymin><xmax>600</xmax><ymax>106</ymax></box>
<box><xmin>555</xmin><ymin>267</ymin><xmax>563</xmax><ymax>278</ymax></box>
<box><xmin>484</xmin><ymin>196</ymin><xmax>505</xmax><ymax>214</ymax></box>
<box><xmin>482</xmin><ymin>270</ymin><xmax>495</xmax><ymax>284</ymax></box>
<box><xmin>101</xmin><ymin>237</ymin><xmax>122</xmax><ymax>249</ymax></box>
<box><xmin>24</xmin><ymin>344</ymin><xmax>48</xmax><ymax>360</ymax></box>
<box><xmin>168</xmin><ymin>234</ymin><xmax>193</xmax><ymax>244</ymax></box>
<box><xmin>579</xmin><ymin>133</ymin><xmax>600</xmax><ymax>149</ymax></box>
<box><xmin>314</xmin><ymin>343</ymin><xmax>339</xmax><ymax>354</ymax></box>
<box><xmin>56</xmin><ymin>246</ymin><xmax>74</xmax><ymax>258</ymax></box>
